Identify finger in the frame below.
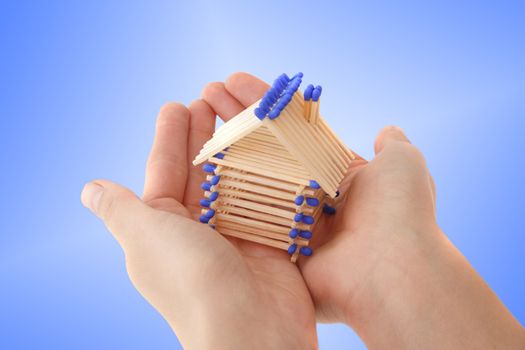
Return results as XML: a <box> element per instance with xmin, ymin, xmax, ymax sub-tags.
<box><xmin>201</xmin><ymin>82</ymin><xmax>244</xmax><ymax>121</ymax></box>
<box><xmin>81</xmin><ymin>180</ymin><xmax>209</xmax><ymax>258</ymax></box>
<box><xmin>184</xmin><ymin>99</ymin><xmax>216</xmax><ymax>214</ymax></box>
<box><xmin>305</xmin><ymin>160</ymin><xmax>368</xmax><ymax>251</ymax></box>
<box><xmin>338</xmin><ymin>159</ymin><xmax>368</xmax><ymax>196</ymax></box>
<box><xmin>143</xmin><ymin>103</ymin><xmax>190</xmax><ymax>203</ymax></box>
<box><xmin>224</xmin><ymin>72</ymin><xmax>269</xmax><ymax>107</ymax></box>
<box><xmin>82</xmin><ymin>180</ymin><xmax>162</xmax><ymax>249</ymax></box>
<box><xmin>374</xmin><ymin>125</ymin><xmax>411</xmax><ymax>155</ymax></box>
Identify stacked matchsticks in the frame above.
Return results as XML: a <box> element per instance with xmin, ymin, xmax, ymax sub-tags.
<box><xmin>193</xmin><ymin>72</ymin><xmax>355</xmax><ymax>262</ymax></box>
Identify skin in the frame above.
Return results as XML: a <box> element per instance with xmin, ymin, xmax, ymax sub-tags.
<box><xmin>81</xmin><ymin>72</ymin><xmax>525</xmax><ymax>349</ymax></box>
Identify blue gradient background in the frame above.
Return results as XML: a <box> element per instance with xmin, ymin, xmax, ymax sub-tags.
<box><xmin>1</xmin><ymin>1</ymin><xmax>523</xmax><ymax>349</ymax></box>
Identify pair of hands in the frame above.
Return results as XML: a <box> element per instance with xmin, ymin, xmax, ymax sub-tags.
<box><xmin>81</xmin><ymin>73</ymin><xmax>525</xmax><ymax>349</ymax></box>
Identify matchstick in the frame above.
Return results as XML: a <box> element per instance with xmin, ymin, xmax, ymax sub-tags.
<box><xmin>215</xmin><ymin>178</ymin><xmax>298</xmax><ymax>201</ymax></box>
<box><xmin>216</xmin><ymin>169</ymin><xmax>316</xmax><ymax>194</ymax></box>
<box><xmin>303</xmin><ymin>84</ymin><xmax>314</xmax><ymax>122</ymax></box>
<box><xmin>210</xmin><ymin>157</ymin><xmax>311</xmax><ymax>186</ymax></box>
<box><xmin>219</xmin><ymin>196</ymin><xmax>296</xmax><ymax>220</ymax></box>
<box><xmin>216</xmin><ymin>213</ymin><xmax>289</xmax><ymax>234</ymax></box>
<box><xmin>310</xmin><ymin>85</ymin><xmax>322</xmax><ymax>125</ymax></box>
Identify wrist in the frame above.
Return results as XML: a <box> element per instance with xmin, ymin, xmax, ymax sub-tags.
<box><xmin>344</xmin><ymin>226</ymin><xmax>525</xmax><ymax>349</ymax></box>
<box><xmin>173</xmin><ymin>285</ymin><xmax>317</xmax><ymax>350</ymax></box>
<box><xmin>344</xmin><ymin>224</ymin><xmax>445</xmax><ymax>347</ymax></box>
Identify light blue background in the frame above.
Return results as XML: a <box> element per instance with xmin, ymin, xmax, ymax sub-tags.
<box><xmin>1</xmin><ymin>1</ymin><xmax>523</xmax><ymax>349</ymax></box>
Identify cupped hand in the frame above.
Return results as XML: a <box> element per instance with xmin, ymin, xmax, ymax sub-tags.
<box><xmin>209</xmin><ymin>73</ymin><xmax>524</xmax><ymax>349</ymax></box>
<box><xmin>81</xmin><ymin>74</ymin><xmax>317</xmax><ymax>349</ymax></box>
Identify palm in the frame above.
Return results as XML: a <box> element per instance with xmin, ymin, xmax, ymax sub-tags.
<box><xmin>297</xmin><ymin>160</ymin><xmax>372</xmax><ymax>322</ymax></box>
<box><xmin>142</xmin><ymin>73</ymin><xmax>317</xmax><ymax>345</ymax></box>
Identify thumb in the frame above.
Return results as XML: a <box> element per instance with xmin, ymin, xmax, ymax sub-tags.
<box><xmin>374</xmin><ymin>125</ymin><xmax>411</xmax><ymax>155</ymax></box>
<box><xmin>81</xmin><ymin>179</ymin><xmax>160</xmax><ymax>249</ymax></box>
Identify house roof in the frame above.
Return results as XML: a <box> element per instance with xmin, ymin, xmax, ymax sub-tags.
<box><xmin>192</xmin><ymin>73</ymin><xmax>355</xmax><ymax>198</ymax></box>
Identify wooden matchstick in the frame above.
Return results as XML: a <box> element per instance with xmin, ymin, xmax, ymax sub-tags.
<box><xmin>283</xmin><ymin>107</ymin><xmax>344</xmax><ymax>181</ymax></box>
<box><xmin>219</xmin><ymin>196</ymin><xmax>296</xmax><ymax>220</ymax></box>
<box><xmin>274</xmin><ymin>109</ymin><xmax>340</xmax><ymax>188</ymax></box>
<box><xmin>210</xmin><ymin>157</ymin><xmax>311</xmax><ymax>186</ymax></box>
<box><xmin>217</xmin><ymin>204</ymin><xmax>292</xmax><ymax>226</ymax></box>
<box><xmin>216</xmin><ymin>169</ymin><xmax>315</xmax><ymax>195</ymax></box>
<box><xmin>215</xmin><ymin>213</ymin><xmax>289</xmax><ymax>234</ymax></box>
<box><xmin>286</xmin><ymin>98</ymin><xmax>351</xmax><ymax>174</ymax></box>
<box><xmin>223</xmin><ymin>149</ymin><xmax>309</xmax><ymax>175</ymax></box>
<box><xmin>210</xmin><ymin>185</ymin><xmax>315</xmax><ymax>213</ymax></box>
<box><xmin>219</xmin><ymin>227</ymin><xmax>290</xmax><ymax>250</ymax></box>
<box><xmin>215</xmin><ymin>178</ymin><xmax>298</xmax><ymax>201</ymax></box>
<box><xmin>217</xmin><ymin>221</ymin><xmax>289</xmax><ymax>242</ymax></box>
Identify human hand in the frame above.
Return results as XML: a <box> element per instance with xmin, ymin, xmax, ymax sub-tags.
<box><xmin>208</xmin><ymin>73</ymin><xmax>524</xmax><ymax>349</ymax></box>
<box><xmin>300</xmin><ymin>123</ymin><xmax>525</xmax><ymax>348</ymax></box>
<box><xmin>80</xmin><ymin>79</ymin><xmax>318</xmax><ymax>349</ymax></box>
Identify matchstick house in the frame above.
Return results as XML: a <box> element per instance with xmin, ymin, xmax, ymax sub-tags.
<box><xmin>193</xmin><ymin>73</ymin><xmax>355</xmax><ymax>262</ymax></box>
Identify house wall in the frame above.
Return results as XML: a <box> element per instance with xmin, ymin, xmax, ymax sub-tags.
<box><xmin>199</xmin><ymin>132</ymin><xmax>328</xmax><ymax>261</ymax></box>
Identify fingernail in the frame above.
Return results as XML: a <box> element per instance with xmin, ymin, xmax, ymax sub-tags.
<box><xmin>81</xmin><ymin>182</ymin><xmax>104</xmax><ymax>214</ymax></box>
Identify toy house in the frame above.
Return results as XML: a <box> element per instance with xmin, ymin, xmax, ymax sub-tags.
<box><xmin>193</xmin><ymin>73</ymin><xmax>356</xmax><ymax>262</ymax></box>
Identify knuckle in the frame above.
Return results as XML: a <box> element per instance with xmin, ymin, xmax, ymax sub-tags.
<box><xmin>97</xmin><ymin>189</ymin><xmax>132</xmax><ymax>228</ymax></box>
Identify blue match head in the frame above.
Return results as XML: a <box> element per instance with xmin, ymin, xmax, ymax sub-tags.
<box><xmin>282</xmin><ymin>92</ymin><xmax>293</xmax><ymax>104</ymax></box>
<box><xmin>268</xmin><ymin>88</ymin><xmax>280</xmax><ymax>101</ymax></box>
<box><xmin>276</xmin><ymin>99</ymin><xmax>288</xmax><ymax>111</ymax></box>
<box><xmin>201</xmin><ymin>182</ymin><xmax>212</xmax><ymax>191</ymax></box>
<box><xmin>312</xmin><ymin>85</ymin><xmax>322</xmax><ymax>101</ymax></box>
<box><xmin>209</xmin><ymin>191</ymin><xmax>219</xmax><ymax>202</ymax></box>
<box><xmin>304</xmin><ymin>84</ymin><xmax>314</xmax><ymax>100</ymax></box>
<box><xmin>199</xmin><ymin>215</ymin><xmax>210</xmax><ymax>224</ymax></box>
<box><xmin>292</xmin><ymin>72</ymin><xmax>304</xmax><ymax>79</ymax></box>
<box><xmin>289</xmin><ymin>228</ymin><xmax>299</xmax><ymax>238</ymax></box>
<box><xmin>204</xmin><ymin>209</ymin><xmax>216</xmax><ymax>219</ymax></box>
<box><xmin>294</xmin><ymin>195</ymin><xmax>305</xmax><ymax>206</ymax></box>
<box><xmin>272</xmin><ymin>77</ymin><xmax>284</xmax><ymax>89</ymax></box>
<box><xmin>300</xmin><ymin>246</ymin><xmax>313</xmax><ymax>256</ymax></box>
<box><xmin>203</xmin><ymin>164</ymin><xmax>217</xmax><ymax>173</ymax></box>
<box><xmin>302</xmin><ymin>215</ymin><xmax>314</xmax><ymax>225</ymax></box>
<box><xmin>299</xmin><ymin>230</ymin><xmax>312</xmax><ymax>239</ymax></box>
<box><xmin>254</xmin><ymin>107</ymin><xmax>266</xmax><ymax>120</ymax></box>
<box><xmin>260</xmin><ymin>98</ymin><xmax>272</xmax><ymax>110</ymax></box>
<box><xmin>294</xmin><ymin>213</ymin><xmax>304</xmax><ymax>222</ymax></box>
<box><xmin>309</xmin><ymin>180</ymin><xmax>321</xmax><ymax>189</ymax></box>
<box><xmin>199</xmin><ymin>199</ymin><xmax>211</xmax><ymax>208</ymax></box>
<box><xmin>287</xmin><ymin>243</ymin><xmax>298</xmax><ymax>255</ymax></box>
<box><xmin>268</xmin><ymin>108</ymin><xmax>281</xmax><ymax>120</ymax></box>
<box><xmin>279</xmin><ymin>72</ymin><xmax>290</xmax><ymax>80</ymax></box>
<box><xmin>285</xmin><ymin>81</ymin><xmax>301</xmax><ymax>97</ymax></box>
<box><xmin>323</xmin><ymin>204</ymin><xmax>336</xmax><ymax>215</ymax></box>
<box><xmin>210</xmin><ymin>175</ymin><xmax>221</xmax><ymax>185</ymax></box>
<box><xmin>214</xmin><ymin>152</ymin><xmax>225</xmax><ymax>160</ymax></box>
<box><xmin>305</xmin><ymin>197</ymin><xmax>319</xmax><ymax>206</ymax></box>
